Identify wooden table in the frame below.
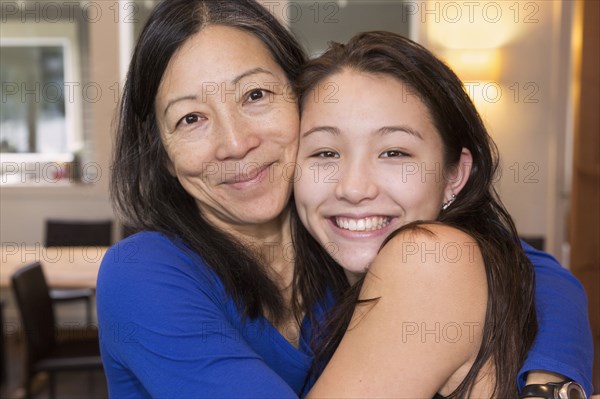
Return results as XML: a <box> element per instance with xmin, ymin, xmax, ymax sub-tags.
<box><xmin>0</xmin><ymin>245</ymin><xmax>108</xmax><ymax>288</ymax></box>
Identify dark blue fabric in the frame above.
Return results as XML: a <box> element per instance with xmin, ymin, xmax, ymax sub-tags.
<box><xmin>97</xmin><ymin>232</ymin><xmax>593</xmax><ymax>398</ymax></box>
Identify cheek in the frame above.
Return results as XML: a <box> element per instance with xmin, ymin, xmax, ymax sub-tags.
<box><xmin>294</xmin><ymin>175</ymin><xmax>314</xmax><ymax>215</ymax></box>
<box><xmin>384</xmin><ymin>169</ymin><xmax>442</xmax><ymax>211</ymax></box>
<box><xmin>270</xmin><ymin>107</ymin><xmax>300</xmax><ymax>146</ymax></box>
<box><xmin>294</xmin><ymin>173</ymin><xmax>327</xmax><ymax>224</ymax></box>
<box><xmin>401</xmin><ymin>178</ymin><xmax>444</xmax><ymax>217</ymax></box>
<box><xmin>166</xmin><ymin>142</ymin><xmax>212</xmax><ymax>178</ymax></box>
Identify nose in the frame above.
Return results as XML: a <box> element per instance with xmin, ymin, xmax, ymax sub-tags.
<box><xmin>334</xmin><ymin>161</ymin><xmax>379</xmax><ymax>204</ymax></box>
<box><xmin>213</xmin><ymin>112</ymin><xmax>261</xmax><ymax>161</ymax></box>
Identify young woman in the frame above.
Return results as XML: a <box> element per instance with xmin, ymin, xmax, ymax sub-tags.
<box><xmin>293</xmin><ymin>30</ymin><xmax>536</xmax><ymax>398</ymax></box>
<box><xmin>96</xmin><ymin>0</ymin><xmax>593</xmax><ymax>397</ymax></box>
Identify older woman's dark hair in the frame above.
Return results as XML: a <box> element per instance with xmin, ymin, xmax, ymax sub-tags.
<box><xmin>297</xmin><ymin>31</ymin><xmax>537</xmax><ymax>398</ymax></box>
<box><xmin>111</xmin><ymin>0</ymin><xmax>347</xmax><ymax>327</ymax></box>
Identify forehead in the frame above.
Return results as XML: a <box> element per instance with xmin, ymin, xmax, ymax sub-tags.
<box><xmin>157</xmin><ymin>25</ymin><xmax>285</xmax><ymax>101</ymax></box>
<box><xmin>302</xmin><ymin>70</ymin><xmax>434</xmax><ymax>126</ymax></box>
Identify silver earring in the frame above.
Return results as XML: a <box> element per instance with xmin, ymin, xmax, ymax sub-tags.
<box><xmin>442</xmin><ymin>193</ymin><xmax>456</xmax><ymax>211</ymax></box>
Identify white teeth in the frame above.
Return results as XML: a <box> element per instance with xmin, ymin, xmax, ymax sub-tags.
<box><xmin>357</xmin><ymin>219</ymin><xmax>365</xmax><ymax>230</ymax></box>
<box><xmin>334</xmin><ymin>216</ymin><xmax>391</xmax><ymax>232</ymax></box>
<box><xmin>349</xmin><ymin>220</ymin><xmax>357</xmax><ymax>231</ymax></box>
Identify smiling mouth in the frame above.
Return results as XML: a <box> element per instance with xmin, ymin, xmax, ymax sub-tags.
<box><xmin>333</xmin><ymin>216</ymin><xmax>391</xmax><ymax>232</ymax></box>
<box><xmin>222</xmin><ymin>163</ymin><xmax>272</xmax><ymax>185</ymax></box>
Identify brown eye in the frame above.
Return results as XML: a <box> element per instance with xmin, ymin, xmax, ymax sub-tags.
<box><xmin>176</xmin><ymin>113</ymin><xmax>202</xmax><ymax>128</ymax></box>
<box><xmin>313</xmin><ymin>151</ymin><xmax>339</xmax><ymax>158</ymax></box>
<box><xmin>380</xmin><ymin>150</ymin><xmax>407</xmax><ymax>158</ymax></box>
<box><xmin>183</xmin><ymin>114</ymin><xmax>199</xmax><ymax>124</ymax></box>
<box><xmin>248</xmin><ymin>89</ymin><xmax>264</xmax><ymax>101</ymax></box>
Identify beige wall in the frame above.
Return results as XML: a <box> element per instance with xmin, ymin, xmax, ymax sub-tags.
<box><xmin>414</xmin><ymin>1</ymin><xmax>575</xmax><ymax>260</ymax></box>
<box><xmin>1</xmin><ymin>1</ymin><xmax>577</xmax><ymax>262</ymax></box>
<box><xmin>1</xmin><ymin>2</ymin><xmax>120</xmax><ymax>244</ymax></box>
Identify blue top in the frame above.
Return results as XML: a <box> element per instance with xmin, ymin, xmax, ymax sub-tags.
<box><xmin>518</xmin><ymin>241</ymin><xmax>593</xmax><ymax>395</ymax></box>
<box><xmin>97</xmin><ymin>232</ymin><xmax>594</xmax><ymax>398</ymax></box>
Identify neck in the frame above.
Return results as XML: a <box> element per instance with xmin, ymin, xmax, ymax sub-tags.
<box><xmin>216</xmin><ymin>207</ymin><xmax>296</xmax><ymax>292</ymax></box>
<box><xmin>345</xmin><ymin>269</ymin><xmax>364</xmax><ymax>286</ymax></box>
<box><xmin>229</xmin><ymin>207</ymin><xmax>298</xmax><ymax>334</ymax></box>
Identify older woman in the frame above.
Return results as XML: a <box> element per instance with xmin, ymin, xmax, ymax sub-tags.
<box><xmin>96</xmin><ymin>0</ymin><xmax>593</xmax><ymax>397</ymax></box>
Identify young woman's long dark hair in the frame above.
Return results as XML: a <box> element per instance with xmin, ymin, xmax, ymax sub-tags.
<box><xmin>111</xmin><ymin>0</ymin><xmax>347</xmax><ymax>327</ymax></box>
<box><xmin>296</xmin><ymin>31</ymin><xmax>538</xmax><ymax>398</ymax></box>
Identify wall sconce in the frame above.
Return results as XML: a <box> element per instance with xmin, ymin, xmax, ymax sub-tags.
<box><xmin>442</xmin><ymin>48</ymin><xmax>502</xmax><ymax>82</ymax></box>
<box><xmin>424</xmin><ymin>1</ymin><xmax>524</xmax><ymax>83</ymax></box>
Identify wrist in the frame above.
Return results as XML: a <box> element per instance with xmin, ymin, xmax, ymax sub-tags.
<box><xmin>526</xmin><ymin>371</ymin><xmax>569</xmax><ymax>385</ymax></box>
<box><xmin>521</xmin><ymin>380</ymin><xmax>586</xmax><ymax>399</ymax></box>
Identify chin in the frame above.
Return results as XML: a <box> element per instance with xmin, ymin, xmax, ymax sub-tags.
<box><xmin>335</xmin><ymin>246</ymin><xmax>377</xmax><ymax>269</ymax></box>
<box><xmin>246</xmin><ymin>196</ymin><xmax>290</xmax><ymax>221</ymax></box>
<box><xmin>335</xmin><ymin>255</ymin><xmax>371</xmax><ymax>276</ymax></box>
<box><xmin>242</xmin><ymin>211</ymin><xmax>284</xmax><ymax>225</ymax></box>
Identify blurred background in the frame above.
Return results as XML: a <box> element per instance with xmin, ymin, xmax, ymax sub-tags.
<box><xmin>1</xmin><ymin>0</ymin><xmax>598</xmax><ymax>397</ymax></box>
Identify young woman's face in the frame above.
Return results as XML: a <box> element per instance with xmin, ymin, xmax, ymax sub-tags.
<box><xmin>295</xmin><ymin>70</ymin><xmax>455</xmax><ymax>281</ymax></box>
<box><xmin>155</xmin><ymin>25</ymin><xmax>299</xmax><ymax>232</ymax></box>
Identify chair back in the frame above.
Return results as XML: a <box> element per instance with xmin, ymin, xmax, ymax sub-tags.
<box><xmin>45</xmin><ymin>219</ymin><xmax>112</xmax><ymax>247</ymax></box>
<box><xmin>11</xmin><ymin>262</ymin><xmax>57</xmax><ymax>367</ymax></box>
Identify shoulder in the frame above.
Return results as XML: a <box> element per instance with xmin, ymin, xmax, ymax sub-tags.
<box><xmin>97</xmin><ymin>231</ymin><xmax>223</xmax><ymax>313</ymax></box>
<box><xmin>376</xmin><ymin>223</ymin><xmax>483</xmax><ymax>274</ymax></box>
<box><xmin>521</xmin><ymin>240</ymin><xmax>583</xmax><ymax>284</ymax></box>
<box><xmin>350</xmin><ymin>224</ymin><xmax>488</xmax><ymax>381</ymax></box>
<box><xmin>364</xmin><ymin>223</ymin><xmax>487</xmax><ymax>315</ymax></box>
<box><xmin>521</xmin><ymin>240</ymin><xmax>562</xmax><ymax>271</ymax></box>
<box><xmin>99</xmin><ymin>231</ymin><xmax>211</xmax><ymax>280</ymax></box>
<box><xmin>102</xmin><ymin>231</ymin><xmax>191</xmax><ymax>265</ymax></box>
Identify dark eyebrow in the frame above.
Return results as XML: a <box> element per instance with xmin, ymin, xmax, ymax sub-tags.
<box><xmin>377</xmin><ymin>126</ymin><xmax>423</xmax><ymax>140</ymax></box>
<box><xmin>301</xmin><ymin>125</ymin><xmax>423</xmax><ymax>140</ymax></box>
<box><xmin>163</xmin><ymin>67</ymin><xmax>277</xmax><ymax>116</ymax></box>
<box><xmin>163</xmin><ymin>95</ymin><xmax>197</xmax><ymax>117</ymax></box>
<box><xmin>301</xmin><ymin>126</ymin><xmax>340</xmax><ymax>138</ymax></box>
<box><xmin>231</xmin><ymin>67</ymin><xmax>276</xmax><ymax>85</ymax></box>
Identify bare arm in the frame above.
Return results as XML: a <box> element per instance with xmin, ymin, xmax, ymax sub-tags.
<box><xmin>308</xmin><ymin>225</ymin><xmax>488</xmax><ymax>398</ymax></box>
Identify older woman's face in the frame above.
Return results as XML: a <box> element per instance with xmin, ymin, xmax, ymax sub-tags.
<box><xmin>155</xmin><ymin>25</ymin><xmax>299</xmax><ymax>232</ymax></box>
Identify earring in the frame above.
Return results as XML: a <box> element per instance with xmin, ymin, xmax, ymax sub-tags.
<box><xmin>442</xmin><ymin>193</ymin><xmax>456</xmax><ymax>211</ymax></box>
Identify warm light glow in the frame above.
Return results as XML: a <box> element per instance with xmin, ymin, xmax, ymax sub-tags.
<box><xmin>442</xmin><ymin>49</ymin><xmax>502</xmax><ymax>81</ymax></box>
<box><xmin>426</xmin><ymin>1</ymin><xmax>524</xmax><ymax>49</ymax></box>
<box><xmin>460</xmin><ymin>80</ymin><xmax>508</xmax><ymax>138</ymax></box>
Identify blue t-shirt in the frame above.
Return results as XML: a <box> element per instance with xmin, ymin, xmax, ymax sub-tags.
<box><xmin>97</xmin><ymin>232</ymin><xmax>594</xmax><ymax>398</ymax></box>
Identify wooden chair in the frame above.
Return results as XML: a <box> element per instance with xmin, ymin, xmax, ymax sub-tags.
<box><xmin>11</xmin><ymin>262</ymin><xmax>103</xmax><ymax>399</ymax></box>
<box><xmin>44</xmin><ymin>219</ymin><xmax>113</xmax><ymax>324</ymax></box>
<box><xmin>45</xmin><ymin>220</ymin><xmax>112</xmax><ymax>248</ymax></box>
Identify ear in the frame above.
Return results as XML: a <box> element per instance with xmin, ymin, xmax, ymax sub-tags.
<box><xmin>443</xmin><ymin>147</ymin><xmax>472</xmax><ymax>201</ymax></box>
